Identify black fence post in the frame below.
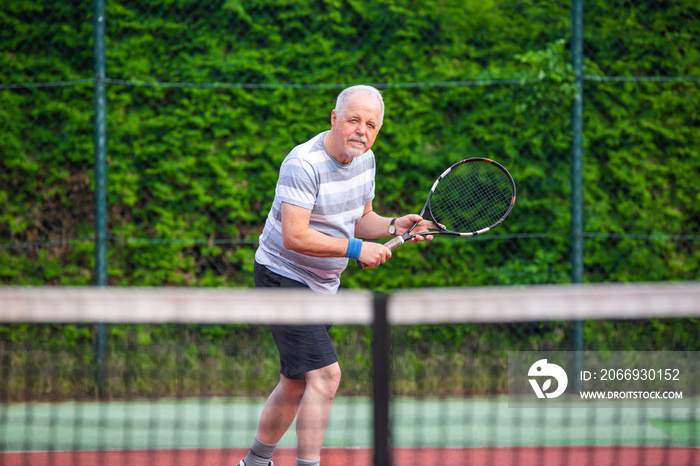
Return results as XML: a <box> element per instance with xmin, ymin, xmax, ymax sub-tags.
<box><xmin>93</xmin><ymin>0</ymin><xmax>108</xmax><ymax>399</ymax></box>
<box><xmin>372</xmin><ymin>293</ymin><xmax>392</xmax><ymax>466</ymax></box>
<box><xmin>570</xmin><ymin>0</ymin><xmax>585</xmax><ymax>391</ymax></box>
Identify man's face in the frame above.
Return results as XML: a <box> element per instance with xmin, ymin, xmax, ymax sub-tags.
<box><xmin>329</xmin><ymin>91</ymin><xmax>383</xmax><ymax>163</ymax></box>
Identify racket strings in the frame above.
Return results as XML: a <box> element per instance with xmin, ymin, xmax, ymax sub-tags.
<box><xmin>430</xmin><ymin>162</ymin><xmax>514</xmax><ymax>233</ymax></box>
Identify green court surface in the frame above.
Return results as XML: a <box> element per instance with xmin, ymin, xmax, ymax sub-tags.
<box><xmin>2</xmin><ymin>397</ymin><xmax>697</xmax><ymax>452</ymax></box>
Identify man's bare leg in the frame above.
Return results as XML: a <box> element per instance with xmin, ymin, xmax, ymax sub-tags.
<box><xmin>243</xmin><ymin>375</ymin><xmax>306</xmax><ymax>466</ymax></box>
<box><xmin>257</xmin><ymin>375</ymin><xmax>307</xmax><ymax>443</ymax></box>
<box><xmin>295</xmin><ymin>362</ymin><xmax>342</xmax><ymax>462</ymax></box>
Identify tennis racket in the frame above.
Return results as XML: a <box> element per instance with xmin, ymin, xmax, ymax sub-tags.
<box><xmin>359</xmin><ymin>158</ymin><xmax>516</xmax><ymax>268</ymax></box>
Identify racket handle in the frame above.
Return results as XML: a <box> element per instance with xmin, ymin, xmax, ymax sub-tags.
<box><xmin>383</xmin><ymin>235</ymin><xmax>405</xmax><ymax>251</ymax></box>
<box><xmin>356</xmin><ymin>235</ymin><xmax>406</xmax><ymax>269</ymax></box>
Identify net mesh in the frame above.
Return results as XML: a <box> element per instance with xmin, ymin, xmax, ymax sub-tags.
<box><xmin>1</xmin><ymin>283</ymin><xmax>699</xmax><ymax>466</ymax></box>
<box><xmin>3</xmin><ymin>2</ymin><xmax>698</xmax><ymax>464</ymax></box>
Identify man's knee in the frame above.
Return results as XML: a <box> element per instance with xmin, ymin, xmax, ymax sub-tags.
<box><xmin>324</xmin><ymin>362</ymin><xmax>342</xmax><ymax>388</ymax></box>
<box><xmin>306</xmin><ymin>363</ymin><xmax>341</xmax><ymax>398</ymax></box>
<box><xmin>279</xmin><ymin>374</ymin><xmax>308</xmax><ymax>397</ymax></box>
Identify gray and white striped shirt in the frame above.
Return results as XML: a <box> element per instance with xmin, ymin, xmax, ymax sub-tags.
<box><xmin>255</xmin><ymin>132</ymin><xmax>376</xmax><ymax>294</ymax></box>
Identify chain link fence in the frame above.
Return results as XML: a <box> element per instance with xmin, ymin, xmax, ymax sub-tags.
<box><xmin>1</xmin><ymin>0</ymin><xmax>699</xmax><ymax>399</ymax></box>
<box><xmin>2</xmin><ymin>0</ymin><xmax>698</xmax><ymax>289</ymax></box>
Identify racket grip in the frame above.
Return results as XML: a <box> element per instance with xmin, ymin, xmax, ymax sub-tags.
<box><xmin>357</xmin><ymin>236</ymin><xmax>406</xmax><ymax>269</ymax></box>
<box><xmin>383</xmin><ymin>235</ymin><xmax>405</xmax><ymax>251</ymax></box>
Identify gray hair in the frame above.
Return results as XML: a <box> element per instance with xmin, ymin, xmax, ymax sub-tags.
<box><xmin>335</xmin><ymin>85</ymin><xmax>385</xmax><ymax>124</ymax></box>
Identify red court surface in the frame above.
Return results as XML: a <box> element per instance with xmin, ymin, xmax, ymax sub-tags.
<box><xmin>2</xmin><ymin>447</ymin><xmax>699</xmax><ymax>466</ymax></box>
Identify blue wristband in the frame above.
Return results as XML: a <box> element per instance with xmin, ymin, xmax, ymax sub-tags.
<box><xmin>345</xmin><ymin>238</ymin><xmax>363</xmax><ymax>261</ymax></box>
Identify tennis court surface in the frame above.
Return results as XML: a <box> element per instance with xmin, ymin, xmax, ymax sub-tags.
<box><xmin>2</xmin><ymin>397</ymin><xmax>699</xmax><ymax>465</ymax></box>
<box><xmin>2</xmin><ymin>284</ymin><xmax>699</xmax><ymax>465</ymax></box>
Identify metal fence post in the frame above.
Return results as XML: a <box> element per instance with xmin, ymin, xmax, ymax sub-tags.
<box><xmin>373</xmin><ymin>293</ymin><xmax>392</xmax><ymax>466</ymax></box>
<box><xmin>93</xmin><ymin>0</ymin><xmax>108</xmax><ymax>399</ymax></box>
<box><xmin>570</xmin><ymin>0</ymin><xmax>585</xmax><ymax>391</ymax></box>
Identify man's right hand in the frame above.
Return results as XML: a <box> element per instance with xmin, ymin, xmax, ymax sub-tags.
<box><xmin>357</xmin><ymin>242</ymin><xmax>392</xmax><ymax>268</ymax></box>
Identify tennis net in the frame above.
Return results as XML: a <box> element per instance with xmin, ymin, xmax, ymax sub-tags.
<box><xmin>1</xmin><ymin>282</ymin><xmax>699</xmax><ymax>466</ymax></box>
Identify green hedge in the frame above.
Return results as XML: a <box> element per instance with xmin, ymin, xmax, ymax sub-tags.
<box><xmin>2</xmin><ymin>0</ymin><xmax>698</xmax><ymax>288</ymax></box>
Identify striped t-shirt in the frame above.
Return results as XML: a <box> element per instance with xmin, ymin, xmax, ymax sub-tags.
<box><xmin>255</xmin><ymin>131</ymin><xmax>376</xmax><ymax>294</ymax></box>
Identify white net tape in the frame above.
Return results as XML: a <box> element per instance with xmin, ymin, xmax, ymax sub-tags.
<box><xmin>2</xmin><ymin>281</ymin><xmax>699</xmax><ymax>324</ymax></box>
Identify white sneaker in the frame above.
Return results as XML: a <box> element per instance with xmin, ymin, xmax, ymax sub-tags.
<box><xmin>237</xmin><ymin>460</ymin><xmax>273</xmax><ymax>466</ymax></box>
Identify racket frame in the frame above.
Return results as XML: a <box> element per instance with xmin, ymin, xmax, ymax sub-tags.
<box><xmin>357</xmin><ymin>158</ymin><xmax>515</xmax><ymax>268</ymax></box>
<box><xmin>383</xmin><ymin>157</ymin><xmax>516</xmax><ymax>251</ymax></box>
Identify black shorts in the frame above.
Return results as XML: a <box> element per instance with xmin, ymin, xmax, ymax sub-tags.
<box><xmin>254</xmin><ymin>261</ymin><xmax>338</xmax><ymax>380</ymax></box>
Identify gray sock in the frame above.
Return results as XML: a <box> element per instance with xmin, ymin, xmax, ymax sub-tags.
<box><xmin>296</xmin><ymin>458</ymin><xmax>320</xmax><ymax>466</ymax></box>
<box><xmin>244</xmin><ymin>437</ymin><xmax>277</xmax><ymax>466</ymax></box>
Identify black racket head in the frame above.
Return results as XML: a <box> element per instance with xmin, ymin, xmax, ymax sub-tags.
<box><xmin>426</xmin><ymin>158</ymin><xmax>516</xmax><ymax>236</ymax></box>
